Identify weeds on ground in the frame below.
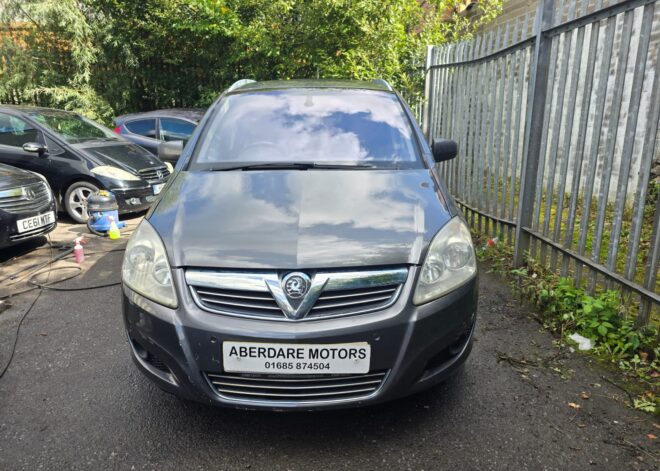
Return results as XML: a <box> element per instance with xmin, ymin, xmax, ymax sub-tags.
<box><xmin>474</xmin><ymin>234</ymin><xmax>659</xmax><ymax>414</ymax></box>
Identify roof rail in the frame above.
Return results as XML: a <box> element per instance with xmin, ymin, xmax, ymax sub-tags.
<box><xmin>227</xmin><ymin>79</ymin><xmax>256</xmax><ymax>93</ymax></box>
<box><xmin>372</xmin><ymin>79</ymin><xmax>393</xmax><ymax>91</ymax></box>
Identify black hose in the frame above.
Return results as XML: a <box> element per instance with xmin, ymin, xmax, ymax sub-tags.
<box><xmin>0</xmin><ymin>232</ymin><xmax>127</xmax><ymax>380</ymax></box>
<box><xmin>0</xmin><ymin>263</ymin><xmax>121</xmax><ymax>380</ymax></box>
<box><xmin>86</xmin><ymin>218</ymin><xmax>107</xmax><ymax>237</ymax></box>
<box><xmin>27</xmin><ymin>266</ymin><xmax>121</xmax><ymax>291</ymax></box>
<box><xmin>0</xmin><ymin>246</ymin><xmax>74</xmax><ymax>285</ymax></box>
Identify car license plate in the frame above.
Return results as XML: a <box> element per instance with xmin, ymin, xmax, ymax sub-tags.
<box><xmin>16</xmin><ymin>211</ymin><xmax>55</xmax><ymax>234</ymax></box>
<box><xmin>152</xmin><ymin>183</ymin><xmax>165</xmax><ymax>195</ymax></box>
<box><xmin>222</xmin><ymin>341</ymin><xmax>371</xmax><ymax>374</ymax></box>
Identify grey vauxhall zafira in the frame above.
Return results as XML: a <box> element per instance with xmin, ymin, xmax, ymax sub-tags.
<box><xmin>121</xmin><ymin>79</ymin><xmax>478</xmax><ymax>410</ymax></box>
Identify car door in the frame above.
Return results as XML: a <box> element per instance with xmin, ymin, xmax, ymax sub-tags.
<box><xmin>159</xmin><ymin>118</ymin><xmax>196</xmax><ymax>145</ymax></box>
<box><xmin>123</xmin><ymin>118</ymin><xmax>160</xmax><ymax>155</ymax></box>
<box><xmin>0</xmin><ymin>112</ymin><xmax>52</xmax><ymax>176</ymax></box>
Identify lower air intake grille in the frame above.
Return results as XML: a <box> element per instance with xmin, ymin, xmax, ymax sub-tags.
<box><xmin>206</xmin><ymin>370</ymin><xmax>388</xmax><ymax>402</ymax></box>
<box><xmin>146</xmin><ymin>353</ymin><xmax>170</xmax><ymax>373</ymax></box>
<box><xmin>9</xmin><ymin>223</ymin><xmax>55</xmax><ymax>241</ymax></box>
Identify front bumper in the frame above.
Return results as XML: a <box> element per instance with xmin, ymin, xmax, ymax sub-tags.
<box><xmin>0</xmin><ymin>201</ymin><xmax>57</xmax><ymax>248</ymax></box>
<box><xmin>122</xmin><ymin>267</ymin><xmax>478</xmax><ymax>410</ymax></box>
<box><xmin>111</xmin><ymin>186</ymin><xmax>160</xmax><ymax>214</ymax></box>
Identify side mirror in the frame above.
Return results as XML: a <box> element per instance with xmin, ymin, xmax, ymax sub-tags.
<box><xmin>22</xmin><ymin>142</ymin><xmax>48</xmax><ymax>156</ymax></box>
<box><xmin>431</xmin><ymin>138</ymin><xmax>458</xmax><ymax>163</ymax></box>
<box><xmin>158</xmin><ymin>140</ymin><xmax>183</xmax><ymax>162</ymax></box>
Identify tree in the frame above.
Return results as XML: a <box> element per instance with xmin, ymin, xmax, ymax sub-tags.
<box><xmin>0</xmin><ymin>0</ymin><xmax>502</xmax><ymax>121</ymax></box>
<box><xmin>0</xmin><ymin>0</ymin><xmax>114</xmax><ymax>122</ymax></box>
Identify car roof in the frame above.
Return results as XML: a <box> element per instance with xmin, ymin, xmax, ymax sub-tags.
<box><xmin>0</xmin><ymin>104</ymin><xmax>74</xmax><ymax>115</ymax></box>
<box><xmin>228</xmin><ymin>79</ymin><xmax>395</xmax><ymax>94</ymax></box>
<box><xmin>115</xmin><ymin>108</ymin><xmax>205</xmax><ymax>124</ymax></box>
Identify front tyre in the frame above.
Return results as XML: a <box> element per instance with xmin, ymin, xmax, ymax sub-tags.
<box><xmin>64</xmin><ymin>181</ymin><xmax>99</xmax><ymax>223</ymax></box>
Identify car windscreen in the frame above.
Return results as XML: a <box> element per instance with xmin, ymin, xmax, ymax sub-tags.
<box><xmin>192</xmin><ymin>89</ymin><xmax>422</xmax><ymax>169</ymax></box>
<box><xmin>29</xmin><ymin>110</ymin><xmax>120</xmax><ymax>144</ymax></box>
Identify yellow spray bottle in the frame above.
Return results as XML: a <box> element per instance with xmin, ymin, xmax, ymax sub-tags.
<box><xmin>108</xmin><ymin>216</ymin><xmax>121</xmax><ymax>240</ymax></box>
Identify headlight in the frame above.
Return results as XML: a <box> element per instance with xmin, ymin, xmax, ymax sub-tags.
<box><xmin>122</xmin><ymin>220</ymin><xmax>178</xmax><ymax>308</ymax></box>
<box><xmin>30</xmin><ymin>171</ymin><xmax>48</xmax><ymax>183</ymax></box>
<box><xmin>91</xmin><ymin>165</ymin><xmax>141</xmax><ymax>181</ymax></box>
<box><xmin>164</xmin><ymin>161</ymin><xmax>173</xmax><ymax>173</ymax></box>
<box><xmin>413</xmin><ymin>217</ymin><xmax>477</xmax><ymax>305</ymax></box>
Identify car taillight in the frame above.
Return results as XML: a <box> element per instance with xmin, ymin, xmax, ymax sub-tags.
<box><xmin>113</xmin><ymin>126</ymin><xmax>121</xmax><ymax>134</ymax></box>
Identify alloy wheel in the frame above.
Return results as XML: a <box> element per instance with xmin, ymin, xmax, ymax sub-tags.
<box><xmin>68</xmin><ymin>186</ymin><xmax>94</xmax><ymax>221</ymax></box>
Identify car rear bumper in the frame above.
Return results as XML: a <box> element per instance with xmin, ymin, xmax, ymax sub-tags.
<box><xmin>121</xmin><ymin>267</ymin><xmax>478</xmax><ymax>410</ymax></box>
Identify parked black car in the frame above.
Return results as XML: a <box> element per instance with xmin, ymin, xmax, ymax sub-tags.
<box><xmin>0</xmin><ymin>106</ymin><xmax>172</xmax><ymax>223</ymax></box>
<box><xmin>114</xmin><ymin>109</ymin><xmax>204</xmax><ymax>156</ymax></box>
<box><xmin>0</xmin><ymin>162</ymin><xmax>57</xmax><ymax>248</ymax></box>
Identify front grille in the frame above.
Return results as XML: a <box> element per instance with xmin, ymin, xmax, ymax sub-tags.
<box><xmin>186</xmin><ymin>268</ymin><xmax>408</xmax><ymax>321</ymax></box>
<box><xmin>307</xmin><ymin>284</ymin><xmax>401</xmax><ymax>319</ymax></box>
<box><xmin>0</xmin><ymin>182</ymin><xmax>51</xmax><ymax>214</ymax></box>
<box><xmin>138</xmin><ymin>166</ymin><xmax>170</xmax><ymax>182</ymax></box>
<box><xmin>206</xmin><ymin>370</ymin><xmax>388</xmax><ymax>402</ymax></box>
<box><xmin>194</xmin><ymin>287</ymin><xmax>283</xmax><ymax>319</ymax></box>
<box><xmin>9</xmin><ymin>222</ymin><xmax>55</xmax><ymax>241</ymax></box>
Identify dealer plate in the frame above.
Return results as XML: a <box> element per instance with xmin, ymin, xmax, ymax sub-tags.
<box><xmin>152</xmin><ymin>183</ymin><xmax>165</xmax><ymax>195</ymax></box>
<box><xmin>16</xmin><ymin>211</ymin><xmax>55</xmax><ymax>234</ymax></box>
<box><xmin>222</xmin><ymin>341</ymin><xmax>371</xmax><ymax>374</ymax></box>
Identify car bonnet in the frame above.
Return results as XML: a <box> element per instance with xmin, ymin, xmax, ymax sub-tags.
<box><xmin>76</xmin><ymin>141</ymin><xmax>166</xmax><ymax>172</ymax></box>
<box><xmin>149</xmin><ymin>168</ymin><xmax>452</xmax><ymax>269</ymax></box>
<box><xmin>0</xmin><ymin>163</ymin><xmax>43</xmax><ymax>189</ymax></box>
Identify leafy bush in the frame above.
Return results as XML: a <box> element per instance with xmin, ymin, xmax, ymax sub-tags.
<box><xmin>1</xmin><ymin>0</ymin><xmax>503</xmax><ymax>121</ymax></box>
<box><xmin>476</xmin><ymin>235</ymin><xmax>658</xmax><ymax>411</ymax></box>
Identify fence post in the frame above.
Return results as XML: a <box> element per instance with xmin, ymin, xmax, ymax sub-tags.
<box><xmin>513</xmin><ymin>0</ymin><xmax>555</xmax><ymax>266</ymax></box>
<box><xmin>423</xmin><ymin>45</ymin><xmax>435</xmax><ymax>142</ymax></box>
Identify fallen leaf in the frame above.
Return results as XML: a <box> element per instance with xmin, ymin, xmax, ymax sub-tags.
<box><xmin>580</xmin><ymin>392</ymin><xmax>590</xmax><ymax>400</ymax></box>
<box><xmin>568</xmin><ymin>402</ymin><xmax>581</xmax><ymax>409</ymax></box>
<box><xmin>653</xmin><ymin>423</ymin><xmax>660</xmax><ymax>429</ymax></box>
<box><xmin>647</xmin><ymin>434</ymin><xmax>657</xmax><ymax>440</ymax></box>
<box><xmin>639</xmin><ymin>352</ymin><xmax>649</xmax><ymax>362</ymax></box>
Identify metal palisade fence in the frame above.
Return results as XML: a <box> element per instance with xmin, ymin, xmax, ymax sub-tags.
<box><xmin>422</xmin><ymin>0</ymin><xmax>660</xmax><ymax>326</ymax></box>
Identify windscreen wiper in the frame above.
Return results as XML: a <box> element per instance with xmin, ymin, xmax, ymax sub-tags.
<box><xmin>208</xmin><ymin>162</ymin><xmax>375</xmax><ymax>171</ymax></box>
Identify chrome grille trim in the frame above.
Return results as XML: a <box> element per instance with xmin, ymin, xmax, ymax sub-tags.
<box><xmin>312</xmin><ymin>294</ymin><xmax>394</xmax><ymax>310</ymax></box>
<box><xmin>205</xmin><ymin>371</ymin><xmax>388</xmax><ymax>403</ymax></box>
<box><xmin>0</xmin><ymin>182</ymin><xmax>51</xmax><ymax>214</ymax></box>
<box><xmin>200</xmin><ymin>297</ymin><xmax>281</xmax><ymax>311</ymax></box>
<box><xmin>318</xmin><ymin>286</ymin><xmax>398</xmax><ymax>300</ymax></box>
<box><xmin>138</xmin><ymin>166</ymin><xmax>170</xmax><ymax>182</ymax></box>
<box><xmin>186</xmin><ymin>268</ymin><xmax>408</xmax><ymax>321</ymax></box>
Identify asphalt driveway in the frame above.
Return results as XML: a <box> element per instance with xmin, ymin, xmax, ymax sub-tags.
<box><xmin>0</xmin><ymin>242</ymin><xmax>657</xmax><ymax>470</ymax></box>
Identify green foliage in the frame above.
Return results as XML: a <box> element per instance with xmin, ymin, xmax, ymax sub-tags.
<box><xmin>27</xmin><ymin>86</ymin><xmax>115</xmax><ymax>123</ymax></box>
<box><xmin>1</xmin><ymin>0</ymin><xmax>503</xmax><ymax>122</ymax></box>
<box><xmin>0</xmin><ymin>0</ymin><xmax>113</xmax><ymax>121</ymax></box>
<box><xmin>475</xmin><ymin>234</ymin><xmax>658</xmax><ymax>412</ymax></box>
